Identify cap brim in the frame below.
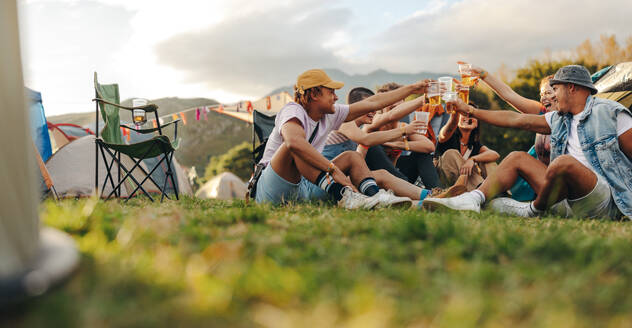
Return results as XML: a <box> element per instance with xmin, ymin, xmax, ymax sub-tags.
<box><xmin>323</xmin><ymin>80</ymin><xmax>344</xmax><ymax>89</ymax></box>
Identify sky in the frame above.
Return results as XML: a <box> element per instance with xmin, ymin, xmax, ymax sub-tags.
<box><xmin>17</xmin><ymin>0</ymin><xmax>631</xmax><ymax>116</ymax></box>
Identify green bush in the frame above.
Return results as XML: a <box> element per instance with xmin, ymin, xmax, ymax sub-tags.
<box><xmin>203</xmin><ymin>141</ymin><xmax>253</xmax><ymax>182</ymax></box>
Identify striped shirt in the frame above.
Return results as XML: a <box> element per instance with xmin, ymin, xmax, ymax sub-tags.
<box><xmin>325</xmin><ymin>130</ymin><xmax>350</xmax><ymax>146</ymax></box>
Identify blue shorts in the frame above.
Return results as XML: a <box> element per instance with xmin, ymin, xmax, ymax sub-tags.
<box><xmin>322</xmin><ymin>140</ymin><xmax>357</xmax><ymax>161</ymax></box>
<box><xmin>255</xmin><ymin>165</ymin><xmax>329</xmax><ymax>204</ymax></box>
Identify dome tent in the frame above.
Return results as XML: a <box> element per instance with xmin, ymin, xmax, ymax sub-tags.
<box><xmin>196</xmin><ymin>172</ymin><xmax>247</xmax><ymax>200</ymax></box>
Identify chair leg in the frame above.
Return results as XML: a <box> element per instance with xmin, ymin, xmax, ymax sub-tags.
<box><xmin>100</xmin><ymin>145</ymin><xmax>155</xmax><ymax>202</ymax></box>
<box><xmin>98</xmin><ymin>145</ymin><xmax>119</xmax><ymax>200</ymax></box>
<box><xmin>162</xmin><ymin>150</ymin><xmax>179</xmax><ymax>201</ymax></box>
<box><xmin>122</xmin><ymin>153</ymin><xmax>175</xmax><ymax>203</ymax></box>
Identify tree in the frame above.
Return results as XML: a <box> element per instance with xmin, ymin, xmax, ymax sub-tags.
<box><xmin>203</xmin><ymin>142</ymin><xmax>253</xmax><ymax>182</ymax></box>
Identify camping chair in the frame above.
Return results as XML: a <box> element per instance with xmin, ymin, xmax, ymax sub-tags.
<box><xmin>92</xmin><ymin>72</ymin><xmax>180</xmax><ymax>202</ymax></box>
<box><xmin>252</xmin><ymin>109</ymin><xmax>276</xmax><ymax>165</ymax></box>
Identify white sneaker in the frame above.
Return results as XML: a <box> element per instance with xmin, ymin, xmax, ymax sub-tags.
<box><xmin>422</xmin><ymin>192</ymin><xmax>481</xmax><ymax>213</ymax></box>
<box><xmin>489</xmin><ymin>197</ymin><xmax>538</xmax><ymax>217</ymax></box>
<box><xmin>548</xmin><ymin>200</ymin><xmax>573</xmax><ymax>218</ymax></box>
<box><xmin>371</xmin><ymin>189</ymin><xmax>413</xmax><ymax>208</ymax></box>
<box><xmin>338</xmin><ymin>187</ymin><xmax>379</xmax><ymax>209</ymax></box>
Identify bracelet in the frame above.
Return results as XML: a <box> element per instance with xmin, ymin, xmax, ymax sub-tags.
<box><xmin>480</xmin><ymin>70</ymin><xmax>488</xmax><ymax>79</ymax></box>
<box><xmin>402</xmin><ymin>135</ymin><xmax>410</xmax><ymax>151</ymax></box>
<box><xmin>359</xmin><ymin>144</ymin><xmax>369</xmax><ymax>150</ymax></box>
<box><xmin>326</xmin><ymin>162</ymin><xmax>336</xmax><ymax>174</ymax></box>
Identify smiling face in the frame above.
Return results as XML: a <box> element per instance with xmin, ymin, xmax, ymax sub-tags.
<box><xmin>313</xmin><ymin>87</ymin><xmax>338</xmax><ymax>114</ymax></box>
<box><xmin>552</xmin><ymin>83</ymin><xmax>571</xmax><ymax>114</ymax></box>
<box><xmin>458</xmin><ymin>114</ymin><xmax>478</xmax><ymax>130</ymax></box>
<box><xmin>540</xmin><ymin>82</ymin><xmax>557</xmax><ymax>112</ymax></box>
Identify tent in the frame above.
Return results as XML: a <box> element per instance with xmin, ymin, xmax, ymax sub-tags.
<box><xmin>46</xmin><ymin>135</ymin><xmax>158</xmax><ymax>198</ymax></box>
<box><xmin>252</xmin><ymin>91</ymin><xmax>293</xmax><ymax>115</ymax></box>
<box><xmin>47</xmin><ymin>122</ymin><xmax>94</xmax><ymax>152</ymax></box>
<box><xmin>196</xmin><ymin>172</ymin><xmax>247</xmax><ymax>200</ymax></box>
<box><xmin>594</xmin><ymin>62</ymin><xmax>632</xmax><ymax>109</ymax></box>
<box><xmin>26</xmin><ymin>88</ymin><xmax>53</xmax><ymax>162</ymax></box>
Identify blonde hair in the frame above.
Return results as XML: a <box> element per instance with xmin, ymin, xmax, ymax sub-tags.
<box><xmin>294</xmin><ymin>86</ymin><xmax>323</xmax><ymax>108</ymax></box>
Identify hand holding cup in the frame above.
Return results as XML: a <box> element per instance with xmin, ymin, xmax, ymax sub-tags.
<box><xmin>407</xmin><ymin>120</ymin><xmax>427</xmax><ymax>135</ymax></box>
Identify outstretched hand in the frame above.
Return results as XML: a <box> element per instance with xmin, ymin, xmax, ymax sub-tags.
<box><xmin>410</xmin><ymin>80</ymin><xmax>430</xmax><ymax>94</ymax></box>
<box><xmin>448</xmin><ymin>98</ymin><xmax>470</xmax><ymax>115</ymax></box>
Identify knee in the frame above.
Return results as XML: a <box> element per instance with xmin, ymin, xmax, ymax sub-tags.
<box><xmin>502</xmin><ymin>151</ymin><xmax>530</xmax><ymax>165</ymax></box>
<box><xmin>546</xmin><ymin>155</ymin><xmax>577</xmax><ymax>178</ymax></box>
<box><xmin>440</xmin><ymin>149</ymin><xmax>462</xmax><ymax>164</ymax></box>
<box><xmin>372</xmin><ymin>169</ymin><xmax>388</xmax><ymax>181</ymax></box>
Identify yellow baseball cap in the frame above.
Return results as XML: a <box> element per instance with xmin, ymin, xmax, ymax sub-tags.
<box><xmin>295</xmin><ymin>69</ymin><xmax>344</xmax><ymax>94</ymax></box>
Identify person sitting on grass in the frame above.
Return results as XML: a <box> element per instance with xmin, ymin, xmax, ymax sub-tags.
<box><xmin>422</xmin><ymin>65</ymin><xmax>632</xmax><ymax>220</ymax></box>
<box><xmin>255</xmin><ymin>69</ymin><xmax>429</xmax><ymax>209</ymax></box>
<box><xmin>435</xmin><ymin>111</ymin><xmax>499</xmax><ymax>192</ymax></box>
<box><xmin>361</xmin><ymin>83</ymin><xmax>441</xmax><ymax>189</ymax></box>
<box><xmin>320</xmin><ymin>87</ymin><xmax>461</xmax><ymax>202</ymax></box>
<box><xmin>472</xmin><ymin>65</ymin><xmax>558</xmax><ymax>201</ymax></box>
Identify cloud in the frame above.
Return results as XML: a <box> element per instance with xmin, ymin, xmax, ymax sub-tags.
<box><xmin>368</xmin><ymin>0</ymin><xmax>632</xmax><ymax>73</ymax></box>
<box><xmin>154</xmin><ymin>0</ymin><xmax>355</xmax><ymax>96</ymax></box>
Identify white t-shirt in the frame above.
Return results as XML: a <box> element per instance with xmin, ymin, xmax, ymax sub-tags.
<box><xmin>259</xmin><ymin>102</ymin><xmax>350</xmax><ymax>165</ymax></box>
<box><xmin>544</xmin><ymin>110</ymin><xmax>632</xmax><ymax>171</ymax></box>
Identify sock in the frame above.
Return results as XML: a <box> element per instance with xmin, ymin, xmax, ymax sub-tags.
<box><xmin>359</xmin><ymin>177</ymin><xmax>379</xmax><ymax>196</ymax></box>
<box><xmin>470</xmin><ymin>189</ymin><xmax>486</xmax><ymax>205</ymax></box>
<box><xmin>417</xmin><ymin>189</ymin><xmax>431</xmax><ymax>207</ymax></box>
<box><xmin>316</xmin><ymin>171</ymin><xmax>345</xmax><ymax>202</ymax></box>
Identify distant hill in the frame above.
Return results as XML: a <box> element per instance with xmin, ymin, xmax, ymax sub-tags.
<box><xmin>266</xmin><ymin>68</ymin><xmax>454</xmax><ymax>101</ymax></box>
<box><xmin>47</xmin><ymin>97</ymin><xmax>219</xmax><ymax>126</ymax></box>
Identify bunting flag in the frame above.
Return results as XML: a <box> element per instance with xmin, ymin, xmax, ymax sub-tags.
<box><xmin>172</xmin><ymin>113</ymin><xmax>179</xmax><ymax>121</ymax></box>
<box><xmin>246</xmin><ymin>101</ymin><xmax>253</xmax><ymax>113</ymax></box>
<box><xmin>159</xmin><ymin>117</ymin><xmax>164</xmax><ymax>125</ymax></box>
<box><xmin>266</xmin><ymin>96</ymin><xmax>271</xmax><ymax>110</ymax></box>
<box><xmin>179</xmin><ymin>111</ymin><xmax>188</xmax><ymax>125</ymax></box>
<box><xmin>196</xmin><ymin>108</ymin><xmax>200</xmax><ymax>121</ymax></box>
<box><xmin>203</xmin><ymin>108</ymin><xmax>208</xmax><ymax>121</ymax></box>
<box><xmin>152</xmin><ymin>120</ymin><xmax>158</xmax><ymax>129</ymax></box>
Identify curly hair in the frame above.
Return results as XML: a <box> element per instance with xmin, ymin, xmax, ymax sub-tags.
<box><xmin>540</xmin><ymin>75</ymin><xmax>554</xmax><ymax>89</ymax></box>
<box><xmin>376</xmin><ymin>82</ymin><xmax>402</xmax><ymax>93</ymax></box>
<box><xmin>294</xmin><ymin>85</ymin><xmax>324</xmax><ymax>108</ymax></box>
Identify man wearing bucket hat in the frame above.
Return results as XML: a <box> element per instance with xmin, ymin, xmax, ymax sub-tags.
<box><xmin>254</xmin><ymin>69</ymin><xmax>429</xmax><ymax>209</ymax></box>
<box><xmin>421</xmin><ymin>64</ymin><xmax>632</xmax><ymax>219</ymax></box>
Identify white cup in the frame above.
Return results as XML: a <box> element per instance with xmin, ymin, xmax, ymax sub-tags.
<box><xmin>438</xmin><ymin>76</ymin><xmax>453</xmax><ymax>95</ymax></box>
<box><xmin>414</xmin><ymin>111</ymin><xmax>430</xmax><ymax>134</ymax></box>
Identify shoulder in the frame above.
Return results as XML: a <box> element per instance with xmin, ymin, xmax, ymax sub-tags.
<box><xmin>334</xmin><ymin>103</ymin><xmax>350</xmax><ymax>118</ymax></box>
<box><xmin>277</xmin><ymin>102</ymin><xmax>308</xmax><ymax>127</ymax></box>
<box><xmin>592</xmin><ymin>96</ymin><xmax>627</xmax><ymax>112</ymax></box>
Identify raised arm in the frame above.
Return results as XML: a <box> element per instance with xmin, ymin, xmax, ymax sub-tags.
<box><xmin>471</xmin><ymin>66</ymin><xmax>543</xmax><ymax>114</ymax></box>
<box><xmin>346</xmin><ymin>80</ymin><xmax>428</xmax><ymax>121</ymax></box>
<box><xmin>366</xmin><ymin>96</ymin><xmax>425</xmax><ymax>132</ymax></box>
<box><xmin>339</xmin><ymin>120</ymin><xmax>424</xmax><ymax>147</ymax></box>
<box><xmin>452</xmin><ymin>99</ymin><xmax>551</xmax><ymax>134</ymax></box>
<box><xmin>437</xmin><ymin>113</ymin><xmax>458</xmax><ymax>143</ymax></box>
<box><xmin>383</xmin><ymin>133</ymin><xmax>435</xmax><ymax>153</ymax></box>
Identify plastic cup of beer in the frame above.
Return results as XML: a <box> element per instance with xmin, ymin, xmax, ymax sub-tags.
<box><xmin>438</xmin><ymin>76</ymin><xmax>453</xmax><ymax>95</ymax></box>
<box><xmin>414</xmin><ymin>111</ymin><xmax>430</xmax><ymax>134</ymax></box>
<box><xmin>427</xmin><ymin>82</ymin><xmax>441</xmax><ymax>109</ymax></box>
<box><xmin>456</xmin><ymin>84</ymin><xmax>470</xmax><ymax>105</ymax></box>
<box><xmin>132</xmin><ymin>98</ymin><xmax>148</xmax><ymax>127</ymax></box>
<box><xmin>458</xmin><ymin>63</ymin><xmax>476</xmax><ymax>87</ymax></box>
<box><xmin>442</xmin><ymin>92</ymin><xmax>458</xmax><ymax>114</ymax></box>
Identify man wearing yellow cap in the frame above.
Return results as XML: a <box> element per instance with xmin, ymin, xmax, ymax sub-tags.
<box><xmin>255</xmin><ymin>69</ymin><xmax>429</xmax><ymax>208</ymax></box>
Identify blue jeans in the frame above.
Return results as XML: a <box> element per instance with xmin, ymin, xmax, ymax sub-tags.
<box><xmin>322</xmin><ymin>139</ymin><xmax>357</xmax><ymax>160</ymax></box>
<box><xmin>255</xmin><ymin>165</ymin><xmax>329</xmax><ymax>204</ymax></box>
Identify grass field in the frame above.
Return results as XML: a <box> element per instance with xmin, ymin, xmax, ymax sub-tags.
<box><xmin>6</xmin><ymin>197</ymin><xmax>632</xmax><ymax>327</ymax></box>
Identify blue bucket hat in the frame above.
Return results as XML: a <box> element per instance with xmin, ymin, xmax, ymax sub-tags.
<box><xmin>549</xmin><ymin>65</ymin><xmax>598</xmax><ymax>94</ymax></box>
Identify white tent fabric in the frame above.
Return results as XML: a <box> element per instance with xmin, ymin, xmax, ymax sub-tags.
<box><xmin>46</xmin><ymin>135</ymin><xmax>158</xmax><ymax>198</ymax></box>
<box><xmin>195</xmin><ymin>172</ymin><xmax>247</xmax><ymax>200</ymax></box>
<box><xmin>0</xmin><ymin>0</ymin><xmax>78</xmax><ymax>304</ymax></box>
<box><xmin>0</xmin><ymin>0</ymin><xmax>40</xmax><ymax>277</ymax></box>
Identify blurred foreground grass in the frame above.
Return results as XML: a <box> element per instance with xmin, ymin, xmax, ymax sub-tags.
<box><xmin>6</xmin><ymin>196</ymin><xmax>632</xmax><ymax>327</ymax></box>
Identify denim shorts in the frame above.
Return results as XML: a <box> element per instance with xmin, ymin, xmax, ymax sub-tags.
<box><xmin>321</xmin><ymin>140</ymin><xmax>357</xmax><ymax>161</ymax></box>
<box><xmin>255</xmin><ymin>165</ymin><xmax>330</xmax><ymax>204</ymax></box>
<box><xmin>561</xmin><ymin>174</ymin><xmax>622</xmax><ymax>219</ymax></box>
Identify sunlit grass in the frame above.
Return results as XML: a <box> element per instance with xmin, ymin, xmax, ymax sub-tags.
<box><xmin>8</xmin><ymin>196</ymin><xmax>632</xmax><ymax>327</ymax></box>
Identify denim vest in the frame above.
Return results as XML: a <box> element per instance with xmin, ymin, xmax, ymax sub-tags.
<box><xmin>549</xmin><ymin>96</ymin><xmax>632</xmax><ymax>218</ymax></box>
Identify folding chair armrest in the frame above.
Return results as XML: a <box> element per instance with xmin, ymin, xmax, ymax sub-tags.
<box><xmin>120</xmin><ymin>120</ymin><xmax>180</xmax><ymax>134</ymax></box>
<box><xmin>92</xmin><ymin>98</ymin><xmax>158</xmax><ymax>112</ymax></box>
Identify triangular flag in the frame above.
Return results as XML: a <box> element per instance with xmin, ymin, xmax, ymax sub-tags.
<box><xmin>159</xmin><ymin>117</ymin><xmax>164</xmax><ymax>125</ymax></box>
<box><xmin>203</xmin><ymin>109</ymin><xmax>208</xmax><ymax>121</ymax></box>
<box><xmin>172</xmin><ymin>113</ymin><xmax>179</xmax><ymax>121</ymax></box>
<box><xmin>247</xmin><ymin>101</ymin><xmax>253</xmax><ymax>113</ymax></box>
<box><xmin>266</xmin><ymin>96</ymin><xmax>271</xmax><ymax>110</ymax></box>
<box><xmin>152</xmin><ymin>120</ymin><xmax>158</xmax><ymax>129</ymax></box>
<box><xmin>196</xmin><ymin>108</ymin><xmax>200</xmax><ymax>121</ymax></box>
<box><xmin>179</xmin><ymin>112</ymin><xmax>187</xmax><ymax>125</ymax></box>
